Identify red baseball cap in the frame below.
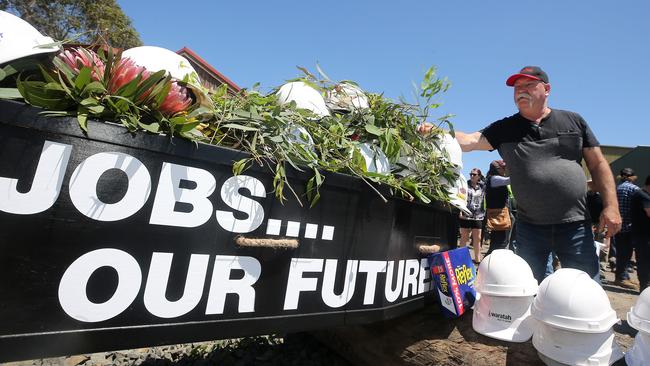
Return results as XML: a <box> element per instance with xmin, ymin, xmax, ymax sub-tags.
<box><xmin>506</xmin><ymin>66</ymin><xmax>549</xmax><ymax>86</ymax></box>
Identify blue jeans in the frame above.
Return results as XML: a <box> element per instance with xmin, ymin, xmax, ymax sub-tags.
<box><xmin>635</xmin><ymin>234</ymin><xmax>650</xmax><ymax>292</ymax></box>
<box><xmin>515</xmin><ymin>220</ymin><xmax>599</xmax><ymax>284</ymax></box>
<box><xmin>545</xmin><ymin>252</ymin><xmax>555</xmax><ymax>277</ymax></box>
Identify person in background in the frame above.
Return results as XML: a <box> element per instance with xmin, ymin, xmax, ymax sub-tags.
<box><xmin>631</xmin><ymin>175</ymin><xmax>650</xmax><ymax>292</ymax></box>
<box><xmin>587</xmin><ymin>179</ymin><xmax>604</xmax><ymax>224</ymax></box>
<box><xmin>459</xmin><ymin>168</ymin><xmax>486</xmax><ymax>263</ymax></box>
<box><xmin>587</xmin><ymin>178</ymin><xmax>610</xmax><ymax>282</ymax></box>
<box><xmin>418</xmin><ymin>66</ymin><xmax>621</xmax><ymax>284</ymax></box>
<box><xmin>614</xmin><ymin>168</ymin><xmax>640</xmax><ymax>290</ymax></box>
<box><xmin>484</xmin><ymin>160</ymin><xmax>511</xmax><ymax>255</ymax></box>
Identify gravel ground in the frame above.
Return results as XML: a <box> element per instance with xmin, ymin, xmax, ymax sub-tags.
<box><xmin>4</xmin><ymin>333</ymin><xmax>352</xmax><ymax>366</ymax></box>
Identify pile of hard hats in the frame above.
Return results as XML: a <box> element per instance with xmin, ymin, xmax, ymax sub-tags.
<box><xmin>276</xmin><ymin>81</ymin><xmax>370</xmax><ymax>117</ymax></box>
<box><xmin>276</xmin><ymin>81</ymin><xmax>394</xmax><ymax>174</ymax></box>
<box><xmin>326</xmin><ymin>82</ymin><xmax>369</xmax><ymax>111</ymax></box>
<box><xmin>276</xmin><ymin>81</ymin><xmax>331</xmax><ymax>118</ymax></box>
<box><xmin>472</xmin><ymin>249</ymin><xmax>539</xmax><ymax>342</ymax></box>
<box><xmin>531</xmin><ymin>268</ymin><xmax>623</xmax><ymax>365</ymax></box>
<box><xmin>626</xmin><ymin>288</ymin><xmax>650</xmax><ymax>365</ymax></box>
<box><xmin>471</xmin><ymin>252</ymin><xmax>630</xmax><ymax>365</ymax></box>
<box><xmin>276</xmin><ymin>81</ymin><xmax>389</xmax><ymax>173</ymax></box>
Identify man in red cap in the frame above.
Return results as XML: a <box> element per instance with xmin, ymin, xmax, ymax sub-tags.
<box><xmin>418</xmin><ymin>66</ymin><xmax>621</xmax><ymax>284</ymax></box>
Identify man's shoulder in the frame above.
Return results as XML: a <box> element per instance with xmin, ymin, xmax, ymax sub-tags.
<box><xmin>551</xmin><ymin>108</ymin><xmax>581</xmax><ymax>117</ymax></box>
<box><xmin>549</xmin><ymin>109</ymin><xmax>587</xmax><ymax>124</ymax></box>
<box><xmin>495</xmin><ymin>113</ymin><xmax>522</xmax><ymax>124</ymax></box>
<box><xmin>633</xmin><ymin>188</ymin><xmax>650</xmax><ymax>200</ymax></box>
<box><xmin>631</xmin><ymin>190</ymin><xmax>650</xmax><ymax>209</ymax></box>
<box><xmin>618</xmin><ymin>182</ymin><xmax>640</xmax><ymax>193</ymax></box>
<box><xmin>627</xmin><ymin>182</ymin><xmax>640</xmax><ymax>190</ymax></box>
<box><xmin>483</xmin><ymin>113</ymin><xmax>522</xmax><ymax>131</ymax></box>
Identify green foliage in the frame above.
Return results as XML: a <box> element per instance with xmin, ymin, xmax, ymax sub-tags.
<box><xmin>0</xmin><ymin>0</ymin><xmax>142</xmax><ymax>48</ymax></box>
<box><xmin>13</xmin><ymin>47</ymin><xmax>204</xmax><ymax>139</ymax></box>
<box><xmin>201</xmin><ymin>67</ymin><xmax>459</xmax><ymax>207</ymax></box>
<box><xmin>2</xmin><ymin>50</ymin><xmax>460</xmax><ymax>208</ymax></box>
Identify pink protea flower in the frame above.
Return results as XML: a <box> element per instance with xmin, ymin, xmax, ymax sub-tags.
<box><xmin>159</xmin><ymin>82</ymin><xmax>192</xmax><ymax>116</ymax></box>
<box><xmin>108</xmin><ymin>57</ymin><xmax>150</xmax><ymax>94</ymax></box>
<box><xmin>57</xmin><ymin>47</ymin><xmax>105</xmax><ymax>81</ymax></box>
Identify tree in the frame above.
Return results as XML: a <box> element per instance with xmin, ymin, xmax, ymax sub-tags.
<box><xmin>0</xmin><ymin>0</ymin><xmax>143</xmax><ymax>49</ymax></box>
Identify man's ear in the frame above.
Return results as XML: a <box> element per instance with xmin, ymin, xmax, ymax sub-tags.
<box><xmin>545</xmin><ymin>83</ymin><xmax>551</xmax><ymax>96</ymax></box>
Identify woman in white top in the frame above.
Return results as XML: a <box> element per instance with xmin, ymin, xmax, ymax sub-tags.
<box><xmin>458</xmin><ymin>168</ymin><xmax>486</xmax><ymax>263</ymax></box>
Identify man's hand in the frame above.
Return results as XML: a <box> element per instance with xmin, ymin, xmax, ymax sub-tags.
<box><xmin>598</xmin><ymin>205</ymin><xmax>622</xmax><ymax>238</ymax></box>
<box><xmin>584</xmin><ymin>146</ymin><xmax>620</xmax><ymax>238</ymax></box>
<box><xmin>416</xmin><ymin>123</ymin><xmax>492</xmax><ymax>152</ymax></box>
<box><xmin>417</xmin><ymin>122</ymin><xmax>434</xmax><ymax>135</ymax></box>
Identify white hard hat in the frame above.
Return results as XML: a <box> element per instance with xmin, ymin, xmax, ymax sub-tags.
<box><xmin>475</xmin><ymin>249</ymin><xmax>539</xmax><ymax>297</ymax></box>
<box><xmin>121</xmin><ymin>46</ymin><xmax>200</xmax><ymax>86</ymax></box>
<box><xmin>533</xmin><ymin>322</ymin><xmax>623</xmax><ymax>366</ymax></box>
<box><xmin>594</xmin><ymin>241</ymin><xmax>605</xmax><ymax>255</ymax></box>
<box><xmin>438</xmin><ymin>133</ymin><xmax>463</xmax><ymax>169</ymax></box>
<box><xmin>627</xmin><ymin>287</ymin><xmax>650</xmax><ymax>334</ymax></box>
<box><xmin>472</xmin><ymin>293</ymin><xmax>537</xmax><ymax>342</ymax></box>
<box><xmin>392</xmin><ymin>156</ymin><xmax>416</xmax><ymax>177</ymax></box>
<box><xmin>0</xmin><ymin>10</ymin><xmax>61</xmax><ymax>65</ymax></box>
<box><xmin>471</xmin><ymin>250</ymin><xmax>538</xmax><ymax>342</ymax></box>
<box><xmin>276</xmin><ymin>81</ymin><xmax>330</xmax><ymax>118</ymax></box>
<box><xmin>287</xmin><ymin>125</ymin><xmax>314</xmax><ymax>146</ymax></box>
<box><xmin>358</xmin><ymin>143</ymin><xmax>390</xmax><ymax>174</ymax></box>
<box><xmin>441</xmin><ymin>171</ymin><xmax>471</xmax><ymax>215</ymax></box>
<box><xmin>625</xmin><ymin>332</ymin><xmax>650</xmax><ymax>366</ymax></box>
<box><xmin>536</xmin><ymin>351</ymin><xmax>570</xmax><ymax>366</ymax></box>
<box><xmin>287</xmin><ymin>124</ymin><xmax>315</xmax><ymax>157</ymax></box>
<box><xmin>121</xmin><ymin>46</ymin><xmax>213</xmax><ymax>108</ymax></box>
<box><xmin>326</xmin><ymin>82</ymin><xmax>369</xmax><ymax>111</ymax></box>
<box><xmin>531</xmin><ymin>268</ymin><xmax>618</xmax><ymax>333</ymax></box>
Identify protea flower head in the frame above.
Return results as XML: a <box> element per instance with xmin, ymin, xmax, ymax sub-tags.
<box><xmin>159</xmin><ymin>81</ymin><xmax>192</xmax><ymax>116</ymax></box>
<box><xmin>108</xmin><ymin>57</ymin><xmax>150</xmax><ymax>95</ymax></box>
<box><xmin>57</xmin><ymin>47</ymin><xmax>105</xmax><ymax>81</ymax></box>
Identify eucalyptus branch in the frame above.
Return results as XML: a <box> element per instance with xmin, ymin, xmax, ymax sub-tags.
<box><xmin>357</xmin><ymin>174</ymin><xmax>388</xmax><ymax>203</ymax></box>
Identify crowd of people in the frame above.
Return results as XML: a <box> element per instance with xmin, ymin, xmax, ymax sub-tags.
<box><xmin>454</xmin><ymin>163</ymin><xmax>650</xmax><ymax>292</ymax></box>
<box><xmin>454</xmin><ymin>161</ymin><xmax>515</xmax><ymax>264</ymax></box>
<box><xmin>419</xmin><ymin>65</ymin><xmax>650</xmax><ymax>293</ymax></box>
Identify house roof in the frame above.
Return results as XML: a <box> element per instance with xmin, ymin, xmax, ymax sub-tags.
<box><xmin>609</xmin><ymin>146</ymin><xmax>650</xmax><ymax>187</ymax></box>
<box><xmin>176</xmin><ymin>47</ymin><xmax>240</xmax><ymax>93</ymax></box>
<box><xmin>582</xmin><ymin>144</ymin><xmax>634</xmax><ymax>178</ymax></box>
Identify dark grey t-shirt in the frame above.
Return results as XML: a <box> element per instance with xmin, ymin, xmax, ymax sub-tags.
<box><xmin>482</xmin><ymin>109</ymin><xmax>600</xmax><ymax>225</ymax></box>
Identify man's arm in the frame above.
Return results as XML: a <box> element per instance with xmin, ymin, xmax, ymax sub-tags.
<box><xmin>643</xmin><ymin>194</ymin><xmax>650</xmax><ymax>218</ymax></box>
<box><xmin>583</xmin><ymin>146</ymin><xmax>621</xmax><ymax>237</ymax></box>
<box><xmin>417</xmin><ymin>123</ymin><xmax>493</xmax><ymax>152</ymax></box>
<box><xmin>455</xmin><ymin>131</ymin><xmax>493</xmax><ymax>152</ymax></box>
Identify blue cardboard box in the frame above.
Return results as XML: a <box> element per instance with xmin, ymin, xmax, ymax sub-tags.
<box><xmin>429</xmin><ymin>247</ymin><xmax>477</xmax><ymax>318</ymax></box>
